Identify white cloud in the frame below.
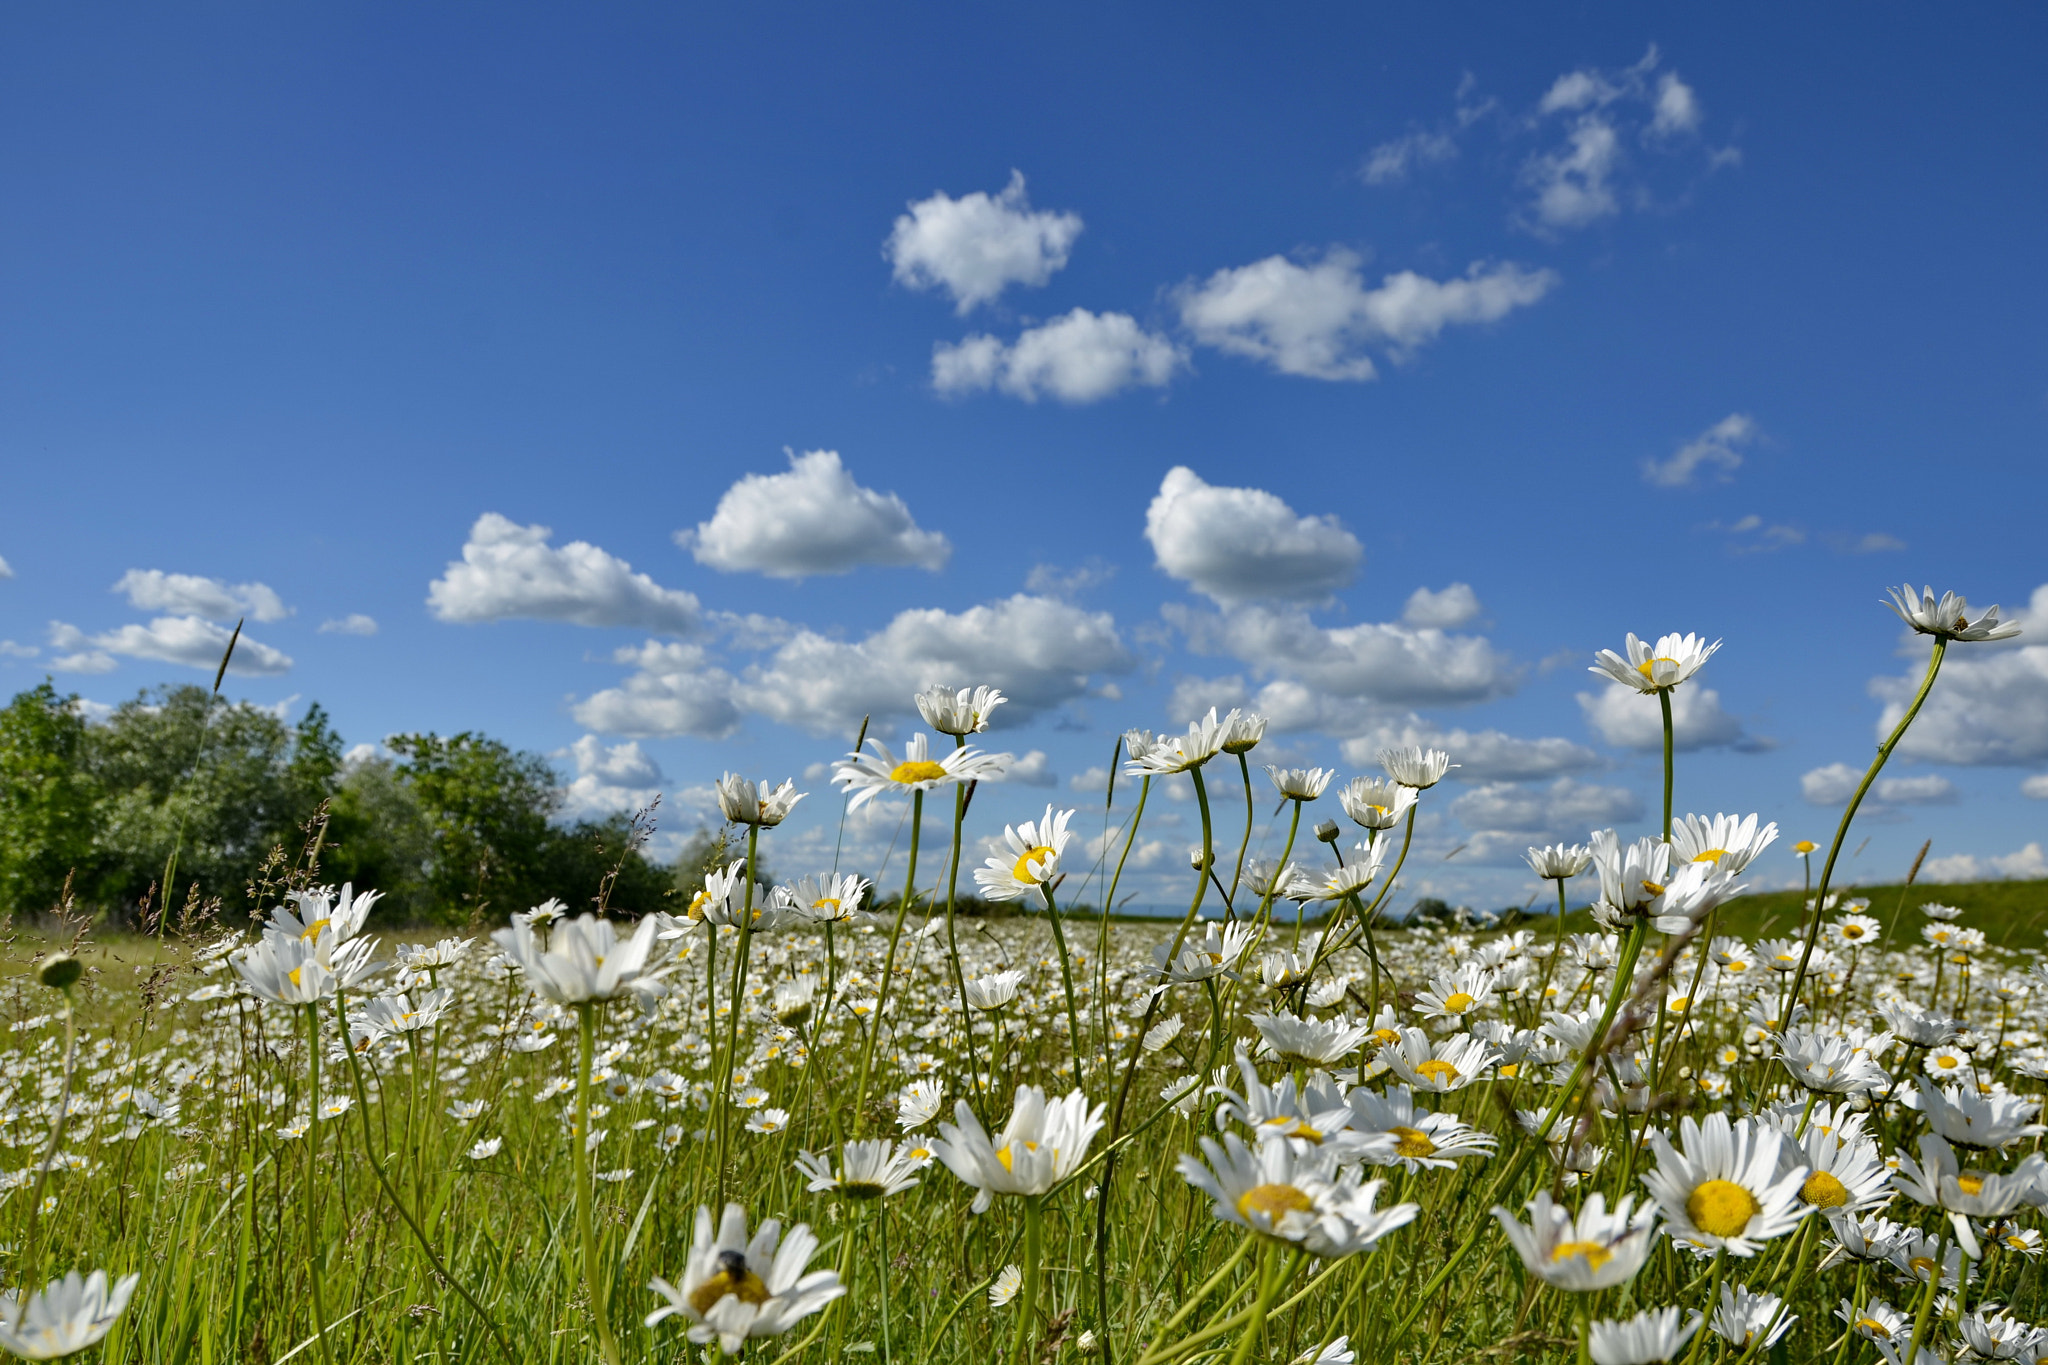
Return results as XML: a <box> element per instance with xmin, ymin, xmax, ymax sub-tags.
<box><xmin>932</xmin><ymin>309</ymin><xmax>1184</xmax><ymax>403</ymax></box>
<box><xmin>114</xmin><ymin>569</ymin><xmax>289</xmax><ymax>623</ymax></box>
<box><xmin>2023</xmin><ymin>774</ymin><xmax>2048</xmax><ymax>799</ymax></box>
<box><xmin>1879</xmin><ymin>597</ymin><xmax>2048</xmax><ymax>766</ymax></box>
<box><xmin>1338</xmin><ymin>720</ymin><xmax>1603</xmax><ymax>782</ymax></box>
<box><xmin>318</xmin><ymin>614</ymin><xmax>378</xmax><ymax>636</ymax></box>
<box><xmin>1175</xmin><ymin>250</ymin><xmax>1556</xmax><ymax>381</ymax></box>
<box><xmin>1402</xmin><ymin>583</ymin><xmax>1481</xmax><ymax>629</ymax></box>
<box><xmin>742</xmin><ymin>593</ymin><xmax>1131</xmax><ymax>735</ymax></box>
<box><xmin>1024</xmin><ymin>560</ymin><xmax>1115</xmax><ymax>598</ymax></box>
<box><xmin>1577</xmin><ymin>682</ymin><xmax>1763</xmax><ymax>752</ymax></box>
<box><xmin>1069</xmin><ymin>766</ymin><xmax>1110</xmax><ymax>794</ymax></box>
<box><xmin>1842</xmin><ymin>532</ymin><xmax>1908</xmax><ymax>554</ymax></box>
<box><xmin>1008</xmin><ymin>750</ymin><xmax>1056</xmax><ymax>788</ymax></box>
<box><xmin>1921</xmin><ymin>842</ymin><xmax>2048</xmax><ymax>884</ymax></box>
<box><xmin>47</xmin><ymin>616</ymin><xmax>292</xmax><ymax>676</ymax></box>
<box><xmin>1800</xmin><ymin>763</ymin><xmax>1956</xmax><ymax>806</ymax></box>
<box><xmin>1145</xmin><ymin>467</ymin><xmax>1362</xmax><ymax>604</ymax></box>
<box><xmin>1176</xmin><ymin>604</ymin><xmax>1519</xmax><ymax>707</ymax></box>
<box><xmin>1360</xmin><ymin>128</ymin><xmax>1457</xmax><ymax>185</ymax></box>
<box><xmin>681</xmin><ymin>450</ymin><xmax>950</xmax><ymax>579</ymax></box>
<box><xmin>1711</xmin><ymin>513</ymin><xmax>1804</xmax><ymax>553</ymax></box>
<box><xmin>557</xmin><ymin>734</ymin><xmax>665</xmax><ymax>820</ymax></box>
<box><xmin>1650</xmin><ymin>72</ymin><xmax>1702</xmax><ymax>136</ymax></box>
<box><xmin>572</xmin><ymin>641</ymin><xmax>742</xmax><ymax>739</ymax></box>
<box><xmin>1522</xmin><ymin>117</ymin><xmax>1622</xmax><ymax>230</ymax></box>
<box><xmin>428</xmin><ymin>513</ymin><xmax>701</xmax><ymax>633</ymax></box>
<box><xmin>885</xmin><ymin>170</ymin><xmax>1082</xmax><ymax>314</ymax></box>
<box><xmin>0</xmin><ymin>640</ymin><xmax>38</xmax><ymax>659</ymax></box>
<box><xmin>1451</xmin><ymin>777</ymin><xmax>1644</xmax><ymax>864</ymax></box>
<box><xmin>1643</xmin><ymin>414</ymin><xmax>1759</xmax><ymax>487</ymax></box>
<box><xmin>0</xmin><ymin>554</ymin><xmax>12</xmax><ymax>579</ymax></box>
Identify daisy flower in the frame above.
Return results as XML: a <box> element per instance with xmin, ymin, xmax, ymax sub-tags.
<box><xmin>1911</xmin><ymin>1080</ymin><xmax>2045</xmax><ymax>1150</ymax></box>
<box><xmin>1493</xmin><ymin>1190</ymin><xmax>1658</xmax><ymax>1291</ymax></box>
<box><xmin>794</xmin><ymin>1139</ymin><xmax>924</xmax><ymax>1200</ymax></box>
<box><xmin>1831</xmin><ymin>914</ymin><xmax>1883</xmax><ymax>947</ymax></box>
<box><xmin>1884</xmin><ymin>584</ymin><xmax>2022</xmax><ymax>642</ymax></box>
<box><xmin>491</xmin><ymin>912</ymin><xmax>667</xmax><ymax>1006</ymax></box>
<box><xmin>1791</xmin><ymin>1125</ymin><xmax>1893</xmax><ymax>1215</ymax></box>
<box><xmin>788</xmin><ymin>872</ymin><xmax>869</xmax><ymax>924</ymax></box>
<box><xmin>1707</xmin><ymin>1282</ymin><xmax>1793</xmax><ymax>1352</ymax></box>
<box><xmin>1247</xmin><ymin>1013</ymin><xmax>1376</xmax><ymax>1069</ymax></box>
<box><xmin>914</xmin><ymin>683</ymin><xmax>1006</xmax><ymax>736</ymax></box>
<box><xmin>1776</xmin><ymin>1027</ymin><xmax>1889</xmax><ymax>1096</ymax></box>
<box><xmin>1378</xmin><ymin>1027</ymin><xmax>1501</xmax><ymax>1093</ymax></box>
<box><xmin>1318</xmin><ymin>841</ymin><xmax>1388</xmax><ymax>900</ymax></box>
<box><xmin>1178</xmin><ymin>1132</ymin><xmax>1417</xmax><ymax>1258</ymax></box>
<box><xmin>973</xmin><ymin>805</ymin><xmax>1074</xmax><ymax>903</ymax></box>
<box><xmin>931</xmin><ymin>1085</ymin><xmax>1106</xmax><ymax>1213</ymax></box>
<box><xmin>1589</xmin><ymin>631</ymin><xmax>1722</xmax><ymax>693</ymax></box>
<box><xmin>1346</xmin><ymin>1085</ymin><xmax>1498</xmax><ymax>1172</ymax></box>
<box><xmin>1378</xmin><ymin>746</ymin><xmax>1455</xmax><ymax>789</ymax></box>
<box><xmin>1670</xmin><ymin>812</ymin><xmax>1779</xmax><ymax>874</ymax></box>
<box><xmin>1151</xmin><ymin>922</ymin><xmax>1255</xmax><ymax>986</ymax></box>
<box><xmin>1641</xmin><ymin>1112</ymin><xmax>1808</xmax><ymax>1257</ymax></box>
<box><xmin>833</xmin><ymin>734</ymin><xmax>1008</xmax><ymax>810</ymax></box>
<box><xmin>1526</xmin><ymin>843</ymin><xmax>1592</xmax><ymax>880</ymax></box>
<box><xmin>714</xmin><ymin>774</ymin><xmax>805</xmax><ymax>827</ymax></box>
<box><xmin>963</xmin><ymin>970</ymin><xmax>1025</xmax><ymax>1011</ymax></box>
<box><xmin>1123</xmin><ymin>709</ymin><xmax>1233</xmax><ymax>775</ymax></box>
<box><xmin>1220</xmin><ymin>710</ymin><xmax>1267</xmax><ymax>755</ymax></box>
<box><xmin>1337</xmin><ymin>777</ymin><xmax>1416</xmax><ymax>832</ymax></box>
<box><xmin>1414</xmin><ymin>963</ymin><xmax>1496</xmax><ymax>1023</ymax></box>
<box><xmin>1266</xmin><ymin>766</ymin><xmax>1334</xmax><ymax>801</ymax></box>
<box><xmin>645</xmin><ymin>1204</ymin><xmax>845</xmax><ymax>1354</ymax></box>
<box><xmin>1588</xmin><ymin>1307</ymin><xmax>1698</xmax><ymax>1365</ymax></box>
<box><xmin>0</xmin><ymin>1270</ymin><xmax>141</xmax><ymax>1361</ymax></box>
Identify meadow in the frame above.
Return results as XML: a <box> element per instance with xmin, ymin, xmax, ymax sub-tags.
<box><xmin>3</xmin><ymin>584</ymin><xmax>2046</xmax><ymax>1365</ymax></box>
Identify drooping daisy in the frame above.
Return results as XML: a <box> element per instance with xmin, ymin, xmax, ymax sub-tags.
<box><xmin>794</xmin><ymin>1139</ymin><xmax>924</xmax><ymax>1200</ymax></box>
<box><xmin>645</xmin><ymin>1204</ymin><xmax>845</xmax><ymax>1354</ymax></box>
<box><xmin>1588</xmin><ymin>1307</ymin><xmax>1698</xmax><ymax>1365</ymax></box>
<box><xmin>833</xmin><ymin>733</ymin><xmax>1008</xmax><ymax>811</ymax></box>
<box><xmin>1892</xmin><ymin>1133</ymin><xmax>2046</xmax><ymax>1231</ymax></box>
<box><xmin>931</xmin><ymin>1085</ymin><xmax>1106</xmax><ymax>1214</ymax></box>
<box><xmin>1346</xmin><ymin>1085</ymin><xmax>1498</xmax><ymax>1172</ymax></box>
<box><xmin>1220</xmin><ymin>710</ymin><xmax>1268</xmax><ymax>755</ymax></box>
<box><xmin>1587</xmin><ymin>830</ymin><xmax>1673</xmax><ymax>923</ymax></box>
<box><xmin>1836</xmin><ymin>1296</ymin><xmax>1909</xmax><ymax>1344</ymax></box>
<box><xmin>963</xmin><ymin>970</ymin><xmax>1026</xmax><ymax>1011</ymax></box>
<box><xmin>1247</xmin><ymin>1013</ymin><xmax>1376</xmax><ymax>1069</ymax></box>
<box><xmin>1266</xmin><ymin>766</ymin><xmax>1334</xmax><ymax>801</ymax></box>
<box><xmin>714</xmin><ymin>774</ymin><xmax>805</xmax><ymax>827</ymax></box>
<box><xmin>1526</xmin><ymin>844</ymin><xmax>1593</xmax><ymax>880</ymax></box>
<box><xmin>1884</xmin><ymin>584</ymin><xmax>2022</xmax><ymax>642</ymax></box>
<box><xmin>1378</xmin><ymin>1027</ymin><xmax>1501</xmax><ymax>1093</ymax></box>
<box><xmin>896</xmin><ymin>1079</ymin><xmax>944</xmax><ymax>1131</ymax></box>
<box><xmin>1641</xmin><ymin>1111</ymin><xmax>1808</xmax><ymax>1257</ymax></box>
<box><xmin>1707</xmin><ymin>1282</ymin><xmax>1793</xmax><ymax>1352</ymax></box>
<box><xmin>914</xmin><ymin>683</ymin><xmax>1007</xmax><ymax>737</ymax></box>
<box><xmin>1910</xmin><ymin>1080</ymin><xmax>2045</xmax><ymax>1150</ymax></box>
<box><xmin>973</xmin><ymin>806</ymin><xmax>1074</xmax><ymax>903</ymax></box>
<box><xmin>1492</xmin><ymin>1190</ymin><xmax>1659</xmax><ymax>1291</ymax></box>
<box><xmin>1589</xmin><ymin>631</ymin><xmax>1722</xmax><ymax>693</ymax></box>
<box><xmin>1670</xmin><ymin>812</ymin><xmax>1780</xmax><ymax>874</ymax></box>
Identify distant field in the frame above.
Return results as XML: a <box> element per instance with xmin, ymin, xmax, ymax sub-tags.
<box><xmin>1520</xmin><ymin>876</ymin><xmax>2048</xmax><ymax>950</ymax></box>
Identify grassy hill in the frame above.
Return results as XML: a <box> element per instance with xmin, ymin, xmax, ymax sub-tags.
<box><xmin>1511</xmin><ymin>877</ymin><xmax>2048</xmax><ymax>951</ymax></box>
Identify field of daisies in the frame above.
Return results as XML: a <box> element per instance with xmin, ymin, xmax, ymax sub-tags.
<box><xmin>3</xmin><ymin>583</ymin><xmax>2043</xmax><ymax>1365</ymax></box>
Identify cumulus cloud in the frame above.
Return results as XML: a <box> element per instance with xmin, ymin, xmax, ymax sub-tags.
<box><xmin>428</xmin><ymin>513</ymin><xmax>701</xmax><ymax>634</ymax></box>
<box><xmin>1338</xmin><ymin>720</ymin><xmax>1603</xmax><ymax>782</ymax></box>
<box><xmin>47</xmin><ymin>617</ymin><xmax>292</xmax><ymax>677</ymax></box>
<box><xmin>1175</xmin><ymin>250</ymin><xmax>1556</xmax><ymax>382</ymax></box>
<box><xmin>1523</xmin><ymin>47</ymin><xmax>1718</xmax><ymax>232</ymax></box>
<box><xmin>1879</xmin><ymin>599</ymin><xmax>2048</xmax><ymax>766</ymax></box>
<box><xmin>1650</xmin><ymin>71</ymin><xmax>1703</xmax><ymax>137</ymax></box>
<box><xmin>1402</xmin><ymin>583</ymin><xmax>1482</xmax><ymax>629</ymax></box>
<box><xmin>114</xmin><ymin>569</ymin><xmax>289</xmax><ymax>623</ymax></box>
<box><xmin>1175</xmin><ymin>604</ymin><xmax>1519</xmax><ymax>707</ymax></box>
<box><xmin>680</xmin><ymin>450</ymin><xmax>950</xmax><ymax>579</ymax></box>
<box><xmin>742</xmin><ymin>593</ymin><xmax>1131</xmax><ymax>735</ymax></box>
<box><xmin>885</xmin><ymin>171</ymin><xmax>1083</xmax><ymax>314</ymax></box>
<box><xmin>1008</xmin><ymin>750</ymin><xmax>1057</xmax><ymax>788</ymax></box>
<box><xmin>1145</xmin><ymin>467</ymin><xmax>1362</xmax><ymax>604</ymax></box>
<box><xmin>1921</xmin><ymin>843</ymin><xmax>2048</xmax><ymax>884</ymax></box>
<box><xmin>1711</xmin><ymin>514</ymin><xmax>1804</xmax><ymax>553</ymax></box>
<box><xmin>1522</xmin><ymin>117</ymin><xmax>1622</xmax><ymax>230</ymax></box>
<box><xmin>1360</xmin><ymin>129</ymin><xmax>1458</xmax><ymax>185</ymax></box>
<box><xmin>1577</xmin><ymin>682</ymin><xmax>1764</xmax><ymax>752</ymax></box>
<box><xmin>572</xmin><ymin>641</ymin><xmax>743</xmax><ymax>739</ymax></box>
<box><xmin>1025</xmin><ymin>560</ymin><xmax>1115</xmax><ymax>599</ymax></box>
<box><xmin>319</xmin><ymin>614</ymin><xmax>378</xmax><ymax>636</ymax></box>
<box><xmin>932</xmin><ymin>309</ymin><xmax>1184</xmax><ymax>403</ymax></box>
<box><xmin>1069</xmin><ymin>766</ymin><xmax>1110</xmax><ymax>794</ymax></box>
<box><xmin>1841</xmin><ymin>532</ymin><xmax>1907</xmax><ymax>554</ymax></box>
<box><xmin>1451</xmin><ymin>777</ymin><xmax>1644</xmax><ymax>864</ymax></box>
<box><xmin>0</xmin><ymin>554</ymin><xmax>14</xmax><ymax>578</ymax></box>
<box><xmin>0</xmin><ymin>640</ymin><xmax>39</xmax><ymax>659</ymax></box>
<box><xmin>2024</xmin><ymin>774</ymin><xmax>2048</xmax><ymax>799</ymax></box>
<box><xmin>557</xmin><ymin>735</ymin><xmax>666</xmax><ymax>820</ymax></box>
<box><xmin>1800</xmin><ymin>763</ymin><xmax>1956</xmax><ymax>807</ymax></box>
<box><xmin>1642</xmin><ymin>414</ymin><xmax>1759</xmax><ymax>487</ymax></box>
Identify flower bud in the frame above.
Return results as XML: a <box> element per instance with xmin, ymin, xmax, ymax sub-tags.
<box><xmin>1314</xmin><ymin>819</ymin><xmax>1342</xmax><ymax>845</ymax></box>
<box><xmin>38</xmin><ymin>952</ymin><xmax>82</xmax><ymax>991</ymax></box>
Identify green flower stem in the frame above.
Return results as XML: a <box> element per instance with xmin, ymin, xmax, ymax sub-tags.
<box><xmin>1138</xmin><ymin>1231</ymin><xmax>1255</xmax><ymax>1360</ymax></box>
<box><xmin>575</xmin><ymin>1003</ymin><xmax>624</xmax><ymax>1365</ymax></box>
<box><xmin>1228</xmin><ymin>751</ymin><xmax>1254</xmax><ymax>904</ymax></box>
<box><xmin>1659</xmin><ymin>687</ymin><xmax>1675</xmax><ymax>841</ymax></box>
<box><xmin>713</xmin><ymin>823</ymin><xmax>761</xmax><ymax>1209</ymax></box>
<box><xmin>1680</xmin><ymin>1250</ymin><xmax>1725</xmax><ymax>1365</ymax></box>
<box><xmin>304</xmin><ymin>1003</ymin><xmax>340</xmax><ymax>1365</ymax></box>
<box><xmin>16</xmin><ymin>986</ymin><xmax>76</xmax><ymax>1309</ymax></box>
<box><xmin>1012</xmin><ymin>1194</ymin><xmax>1044</xmax><ymax>1365</ymax></box>
<box><xmin>1041</xmin><ymin>881</ymin><xmax>1088</xmax><ymax>1088</ymax></box>
<box><xmin>854</xmin><ymin>787</ymin><xmax>923</xmax><ymax>1130</ymax></box>
<box><xmin>1785</xmin><ymin>638</ymin><xmax>1947</xmax><ymax>1012</ymax></box>
<box><xmin>1903</xmin><ymin>1238</ymin><xmax>1944</xmax><ymax>1365</ymax></box>
<box><xmin>941</xmin><ymin>762</ymin><xmax>988</xmax><ymax>1113</ymax></box>
<box><xmin>1094</xmin><ymin>753</ymin><xmax>1144</xmax><ymax>1082</ymax></box>
<box><xmin>1223</xmin><ymin>1245</ymin><xmax>1293</xmax><ymax>1365</ymax></box>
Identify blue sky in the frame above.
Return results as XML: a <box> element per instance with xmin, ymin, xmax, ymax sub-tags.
<box><xmin>2</xmin><ymin>4</ymin><xmax>2044</xmax><ymax>910</ymax></box>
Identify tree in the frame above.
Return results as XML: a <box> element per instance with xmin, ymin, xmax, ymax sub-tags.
<box><xmin>389</xmin><ymin>731</ymin><xmax>561</xmax><ymax>921</ymax></box>
<box><xmin>0</xmin><ymin>682</ymin><xmax>97</xmax><ymax>915</ymax></box>
<box><xmin>321</xmin><ymin>756</ymin><xmax>435</xmax><ymax>921</ymax></box>
<box><xmin>539</xmin><ymin>815</ymin><xmax>673</xmax><ymax>919</ymax></box>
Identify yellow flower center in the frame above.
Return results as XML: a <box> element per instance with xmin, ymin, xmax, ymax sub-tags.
<box><xmin>288</xmin><ymin>967</ymin><xmax>303</xmax><ymax>988</ymax></box>
<box><xmin>1012</xmin><ymin>846</ymin><xmax>1056</xmax><ymax>883</ymax></box>
<box><xmin>1936</xmin><ymin>1055</ymin><xmax>1960</xmax><ymax>1070</ymax></box>
<box><xmin>994</xmin><ymin>1139</ymin><xmax>1039</xmax><ymax>1172</ymax></box>
<box><xmin>686</xmin><ymin>890</ymin><xmax>713</xmax><ymax>920</ymax></box>
<box><xmin>1794</xmin><ymin>841</ymin><xmax>1817</xmax><ymax>853</ymax></box>
<box><xmin>1856</xmin><ymin>1318</ymin><xmax>1891</xmax><ymax>1338</ymax></box>
<box><xmin>299</xmin><ymin>917</ymin><xmax>331</xmax><ymax>942</ymax></box>
<box><xmin>1370</xmin><ymin>1028</ymin><xmax>1399</xmax><ymax>1045</ymax></box>
<box><xmin>1686</xmin><ymin>1179</ymin><xmax>1760</xmax><ymax>1238</ymax></box>
<box><xmin>1692</xmin><ymin>849</ymin><xmax>1728</xmax><ymax>864</ymax></box>
<box><xmin>1842</xmin><ymin>925</ymin><xmax>1866</xmax><ymax>939</ymax></box>
<box><xmin>891</xmin><ymin>760</ymin><xmax>949</xmax><ymax>784</ymax></box>
<box><xmin>1669</xmin><ymin>997</ymin><xmax>1690</xmax><ymax>1014</ymax></box>
<box><xmin>1389</xmin><ymin>1125</ymin><xmax>1437</xmax><ymax>1158</ymax></box>
<box><xmin>1414</xmin><ymin>1059</ymin><xmax>1460</xmax><ymax>1086</ymax></box>
<box><xmin>689</xmin><ymin>1265</ymin><xmax>771</xmax><ymax>1314</ymax></box>
<box><xmin>1636</xmin><ymin>656</ymin><xmax>1681</xmax><ymax>683</ymax></box>
<box><xmin>1640</xmin><ymin>879</ymin><xmax>1666</xmax><ymax>898</ymax></box>
<box><xmin>812</xmin><ymin>897</ymin><xmax>840</xmax><ymax>913</ymax></box>
<box><xmin>1956</xmin><ymin>1173</ymin><xmax>1986</xmax><ymax>1197</ymax></box>
<box><xmin>1236</xmin><ymin>1182</ymin><xmax>1314</xmax><ymax>1223</ymax></box>
<box><xmin>1550</xmin><ymin>1240</ymin><xmax>1614</xmax><ymax>1270</ymax></box>
<box><xmin>1441</xmin><ymin>992</ymin><xmax>1475</xmax><ymax>1013</ymax></box>
<box><xmin>1908</xmin><ymin>1256</ymin><xmax>1936</xmax><ymax>1277</ymax></box>
<box><xmin>1801</xmin><ymin>1171</ymin><xmax>1849</xmax><ymax>1208</ymax></box>
<box><xmin>2007</xmin><ymin>1234</ymin><xmax>2031</xmax><ymax>1251</ymax></box>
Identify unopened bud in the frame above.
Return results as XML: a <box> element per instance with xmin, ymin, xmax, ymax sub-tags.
<box><xmin>38</xmin><ymin>953</ymin><xmax>82</xmax><ymax>991</ymax></box>
<box><xmin>1314</xmin><ymin>819</ymin><xmax>1342</xmax><ymax>845</ymax></box>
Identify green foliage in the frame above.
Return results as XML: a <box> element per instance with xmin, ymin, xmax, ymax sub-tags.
<box><xmin>389</xmin><ymin>731</ymin><xmax>562</xmax><ymax>922</ymax></box>
<box><xmin>321</xmin><ymin>757</ymin><xmax>436</xmax><ymax>920</ymax></box>
<box><xmin>0</xmin><ymin>681</ymin><xmax>96</xmax><ymax>914</ymax></box>
<box><xmin>536</xmin><ymin>814</ymin><xmax>673</xmax><ymax>919</ymax></box>
<box><xmin>1546</xmin><ymin>876</ymin><xmax>2048</xmax><ymax>947</ymax></box>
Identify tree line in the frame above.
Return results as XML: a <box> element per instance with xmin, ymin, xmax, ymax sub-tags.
<box><xmin>0</xmin><ymin>681</ymin><xmax>679</xmax><ymax>925</ymax></box>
